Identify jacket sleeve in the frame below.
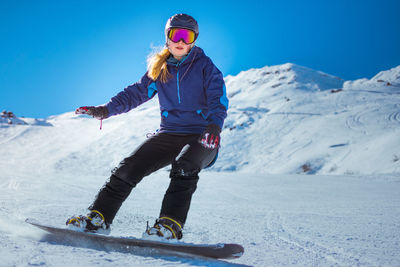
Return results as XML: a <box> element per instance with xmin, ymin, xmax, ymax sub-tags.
<box><xmin>105</xmin><ymin>73</ymin><xmax>156</xmax><ymax>117</ymax></box>
<box><xmin>203</xmin><ymin>58</ymin><xmax>229</xmax><ymax>128</ymax></box>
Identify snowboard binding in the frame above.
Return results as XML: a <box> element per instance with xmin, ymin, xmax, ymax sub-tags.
<box><xmin>144</xmin><ymin>216</ymin><xmax>183</xmax><ymax>240</ymax></box>
<box><xmin>66</xmin><ymin>210</ymin><xmax>110</xmax><ymax>234</ymax></box>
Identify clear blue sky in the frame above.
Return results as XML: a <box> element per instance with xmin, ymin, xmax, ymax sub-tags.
<box><xmin>1</xmin><ymin>0</ymin><xmax>399</xmax><ymax>118</ymax></box>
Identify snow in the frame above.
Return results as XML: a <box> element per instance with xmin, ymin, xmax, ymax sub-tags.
<box><xmin>219</xmin><ymin>63</ymin><xmax>400</xmax><ymax>175</ymax></box>
<box><xmin>0</xmin><ymin>63</ymin><xmax>399</xmax><ymax>266</ymax></box>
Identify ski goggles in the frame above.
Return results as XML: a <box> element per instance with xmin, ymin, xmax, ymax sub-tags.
<box><xmin>167</xmin><ymin>28</ymin><xmax>196</xmax><ymax>44</ymax></box>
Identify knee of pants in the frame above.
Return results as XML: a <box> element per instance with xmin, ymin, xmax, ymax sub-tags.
<box><xmin>107</xmin><ymin>175</ymin><xmax>133</xmax><ymax>195</ymax></box>
<box><xmin>111</xmin><ymin>162</ymin><xmax>148</xmax><ymax>187</ymax></box>
<box><xmin>170</xmin><ymin>159</ymin><xmax>200</xmax><ymax>179</ymax></box>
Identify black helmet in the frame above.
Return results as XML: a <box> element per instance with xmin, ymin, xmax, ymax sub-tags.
<box><xmin>165</xmin><ymin>14</ymin><xmax>199</xmax><ymax>38</ymax></box>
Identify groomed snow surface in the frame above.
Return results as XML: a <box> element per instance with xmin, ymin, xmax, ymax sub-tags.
<box><xmin>1</xmin><ymin>63</ymin><xmax>399</xmax><ymax>266</ymax></box>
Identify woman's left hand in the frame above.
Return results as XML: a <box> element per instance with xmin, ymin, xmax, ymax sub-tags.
<box><xmin>199</xmin><ymin>124</ymin><xmax>221</xmax><ymax>149</ymax></box>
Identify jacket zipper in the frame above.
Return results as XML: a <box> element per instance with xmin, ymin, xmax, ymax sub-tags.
<box><xmin>174</xmin><ymin>48</ymin><xmax>194</xmax><ymax>104</ymax></box>
<box><xmin>176</xmin><ymin>65</ymin><xmax>181</xmax><ymax>104</ymax></box>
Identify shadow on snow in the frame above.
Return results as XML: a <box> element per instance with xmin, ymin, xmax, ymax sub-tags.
<box><xmin>40</xmin><ymin>233</ymin><xmax>252</xmax><ymax>267</ymax></box>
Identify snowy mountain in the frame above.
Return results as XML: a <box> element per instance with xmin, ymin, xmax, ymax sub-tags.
<box><xmin>219</xmin><ymin>63</ymin><xmax>400</xmax><ymax>175</ymax></box>
<box><xmin>0</xmin><ymin>110</ymin><xmax>52</xmax><ymax>127</ymax></box>
<box><xmin>1</xmin><ymin>63</ymin><xmax>399</xmax><ymax>266</ymax></box>
<box><xmin>3</xmin><ymin>63</ymin><xmax>398</xmax><ymax>176</ymax></box>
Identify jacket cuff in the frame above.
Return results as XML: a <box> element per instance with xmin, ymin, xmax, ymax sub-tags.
<box><xmin>105</xmin><ymin>102</ymin><xmax>118</xmax><ymax>117</ymax></box>
<box><xmin>207</xmin><ymin>115</ymin><xmax>224</xmax><ymax>129</ymax></box>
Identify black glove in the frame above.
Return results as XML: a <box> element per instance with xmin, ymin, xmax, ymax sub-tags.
<box><xmin>75</xmin><ymin>106</ymin><xmax>109</xmax><ymax>120</ymax></box>
<box><xmin>199</xmin><ymin>124</ymin><xmax>221</xmax><ymax>149</ymax></box>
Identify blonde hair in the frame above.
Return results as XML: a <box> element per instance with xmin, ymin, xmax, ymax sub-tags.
<box><xmin>147</xmin><ymin>47</ymin><xmax>171</xmax><ymax>83</ymax></box>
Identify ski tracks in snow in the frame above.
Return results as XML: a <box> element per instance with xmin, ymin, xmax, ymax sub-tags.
<box><xmin>387</xmin><ymin>104</ymin><xmax>400</xmax><ymax>124</ymax></box>
<box><xmin>343</xmin><ymin>91</ymin><xmax>400</xmax><ymax>134</ymax></box>
<box><xmin>263</xmin><ymin>211</ymin><xmax>374</xmax><ymax>266</ymax></box>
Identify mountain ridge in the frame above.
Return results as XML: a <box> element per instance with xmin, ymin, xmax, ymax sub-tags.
<box><xmin>1</xmin><ymin>63</ymin><xmax>399</xmax><ymax>175</ymax></box>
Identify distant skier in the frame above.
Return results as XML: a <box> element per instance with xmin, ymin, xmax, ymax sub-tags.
<box><xmin>67</xmin><ymin>14</ymin><xmax>228</xmax><ymax>240</ymax></box>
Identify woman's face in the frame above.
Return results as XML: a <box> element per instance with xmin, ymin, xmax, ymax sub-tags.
<box><xmin>168</xmin><ymin>40</ymin><xmax>193</xmax><ymax>60</ymax></box>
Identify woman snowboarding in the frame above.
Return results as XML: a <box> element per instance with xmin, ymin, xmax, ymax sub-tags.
<box><xmin>66</xmin><ymin>13</ymin><xmax>228</xmax><ymax>240</ymax></box>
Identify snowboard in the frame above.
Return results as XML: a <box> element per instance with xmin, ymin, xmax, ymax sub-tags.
<box><xmin>26</xmin><ymin>219</ymin><xmax>244</xmax><ymax>259</ymax></box>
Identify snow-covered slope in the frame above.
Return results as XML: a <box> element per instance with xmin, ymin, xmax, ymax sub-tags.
<box><xmin>1</xmin><ymin>63</ymin><xmax>400</xmax><ymax>266</ymax></box>
<box><xmin>219</xmin><ymin>63</ymin><xmax>400</xmax><ymax>175</ymax></box>
<box><xmin>1</xmin><ymin>63</ymin><xmax>399</xmax><ymax>176</ymax></box>
<box><xmin>1</xmin><ymin>171</ymin><xmax>399</xmax><ymax>266</ymax></box>
<box><xmin>0</xmin><ymin>114</ymin><xmax>51</xmax><ymax>127</ymax></box>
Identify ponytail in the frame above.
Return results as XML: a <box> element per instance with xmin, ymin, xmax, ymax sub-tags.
<box><xmin>147</xmin><ymin>48</ymin><xmax>171</xmax><ymax>83</ymax></box>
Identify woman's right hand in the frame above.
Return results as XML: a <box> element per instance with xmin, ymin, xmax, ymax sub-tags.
<box><xmin>75</xmin><ymin>106</ymin><xmax>109</xmax><ymax>120</ymax></box>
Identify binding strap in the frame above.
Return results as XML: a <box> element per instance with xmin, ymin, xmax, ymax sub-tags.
<box><xmin>159</xmin><ymin>216</ymin><xmax>182</xmax><ymax>239</ymax></box>
<box><xmin>159</xmin><ymin>216</ymin><xmax>182</xmax><ymax>229</ymax></box>
<box><xmin>89</xmin><ymin>210</ymin><xmax>105</xmax><ymax>222</ymax></box>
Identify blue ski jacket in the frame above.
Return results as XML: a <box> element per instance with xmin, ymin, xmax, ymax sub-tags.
<box><xmin>105</xmin><ymin>46</ymin><xmax>228</xmax><ymax>134</ymax></box>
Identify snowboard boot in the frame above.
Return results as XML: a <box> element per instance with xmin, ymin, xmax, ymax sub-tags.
<box><xmin>143</xmin><ymin>216</ymin><xmax>183</xmax><ymax>240</ymax></box>
<box><xmin>66</xmin><ymin>210</ymin><xmax>110</xmax><ymax>234</ymax></box>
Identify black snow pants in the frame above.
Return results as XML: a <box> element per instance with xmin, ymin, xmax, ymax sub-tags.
<box><xmin>89</xmin><ymin>132</ymin><xmax>218</xmax><ymax>227</ymax></box>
